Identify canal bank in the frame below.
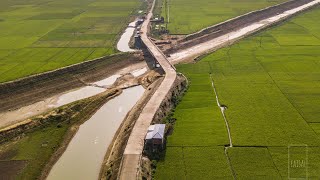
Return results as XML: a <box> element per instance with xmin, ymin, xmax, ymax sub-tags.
<box><xmin>0</xmin><ymin>66</ymin><xmax>149</xmax><ymax>129</ymax></box>
<box><xmin>47</xmin><ymin>86</ymin><xmax>145</xmax><ymax>180</ymax></box>
<box><xmin>117</xmin><ymin>20</ymin><xmax>138</xmax><ymax>52</ymax></box>
<box><xmin>0</xmin><ymin>69</ymin><xmax>163</xmax><ymax>180</ymax></box>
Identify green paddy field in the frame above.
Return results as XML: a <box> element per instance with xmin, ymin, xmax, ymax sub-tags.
<box><xmin>155</xmin><ymin>7</ymin><xmax>320</xmax><ymax>179</ymax></box>
<box><xmin>161</xmin><ymin>0</ymin><xmax>287</xmax><ymax>34</ymax></box>
<box><xmin>0</xmin><ymin>0</ymin><xmax>140</xmax><ymax>83</ymax></box>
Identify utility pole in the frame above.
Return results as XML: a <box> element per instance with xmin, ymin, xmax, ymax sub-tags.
<box><xmin>164</xmin><ymin>0</ymin><xmax>169</xmax><ymax>31</ymax></box>
<box><xmin>167</xmin><ymin>0</ymin><xmax>170</xmax><ymax>23</ymax></box>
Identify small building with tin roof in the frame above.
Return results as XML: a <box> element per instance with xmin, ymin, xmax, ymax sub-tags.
<box><xmin>144</xmin><ymin>124</ymin><xmax>166</xmax><ymax>151</ymax></box>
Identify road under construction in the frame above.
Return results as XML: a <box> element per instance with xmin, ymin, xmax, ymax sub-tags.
<box><xmin>118</xmin><ymin>0</ymin><xmax>177</xmax><ymax>179</ymax></box>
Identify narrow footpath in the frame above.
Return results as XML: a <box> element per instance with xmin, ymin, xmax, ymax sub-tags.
<box><xmin>209</xmin><ymin>74</ymin><xmax>233</xmax><ymax>147</ymax></box>
<box><xmin>117</xmin><ymin>0</ymin><xmax>177</xmax><ymax>179</ymax></box>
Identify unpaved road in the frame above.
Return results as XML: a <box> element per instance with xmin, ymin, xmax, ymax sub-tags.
<box><xmin>169</xmin><ymin>0</ymin><xmax>320</xmax><ymax>63</ymax></box>
<box><xmin>118</xmin><ymin>0</ymin><xmax>177</xmax><ymax>179</ymax></box>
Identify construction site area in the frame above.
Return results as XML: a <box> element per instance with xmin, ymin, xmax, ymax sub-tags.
<box><xmin>0</xmin><ymin>0</ymin><xmax>319</xmax><ymax>179</ymax></box>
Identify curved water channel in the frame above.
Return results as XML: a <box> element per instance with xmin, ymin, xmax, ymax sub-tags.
<box><xmin>0</xmin><ymin>18</ymin><xmax>147</xmax><ymax>179</ymax></box>
<box><xmin>0</xmin><ymin>68</ymin><xmax>147</xmax><ymax>129</ymax></box>
<box><xmin>0</xmin><ymin>18</ymin><xmax>142</xmax><ymax>129</ymax></box>
<box><xmin>45</xmin><ymin>20</ymin><xmax>146</xmax><ymax>179</ymax></box>
<box><xmin>0</xmin><ymin>75</ymin><xmax>117</xmax><ymax>128</ymax></box>
<box><xmin>47</xmin><ymin>85</ymin><xmax>145</xmax><ymax>180</ymax></box>
<box><xmin>117</xmin><ymin>20</ymin><xmax>137</xmax><ymax>52</ymax></box>
<box><xmin>45</xmin><ymin>34</ymin><xmax>146</xmax><ymax>178</ymax></box>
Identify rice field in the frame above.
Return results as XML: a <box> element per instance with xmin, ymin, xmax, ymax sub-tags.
<box><xmin>160</xmin><ymin>0</ymin><xmax>287</xmax><ymax>34</ymax></box>
<box><xmin>155</xmin><ymin>7</ymin><xmax>320</xmax><ymax>179</ymax></box>
<box><xmin>0</xmin><ymin>0</ymin><xmax>141</xmax><ymax>82</ymax></box>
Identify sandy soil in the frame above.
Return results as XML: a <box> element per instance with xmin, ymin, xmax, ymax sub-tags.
<box><xmin>0</xmin><ymin>87</ymin><xmax>122</xmax><ymax>180</ymax></box>
<box><xmin>0</xmin><ymin>53</ymin><xmax>146</xmax><ymax>113</ymax></box>
<box><xmin>118</xmin><ymin>0</ymin><xmax>178</xmax><ymax>178</ymax></box>
<box><xmin>39</xmin><ymin>70</ymin><xmax>163</xmax><ymax>180</ymax></box>
<box><xmin>0</xmin><ymin>60</ymin><xmax>149</xmax><ymax>129</ymax></box>
<box><xmin>99</xmin><ymin>76</ymin><xmax>164</xmax><ymax>180</ymax></box>
<box><xmin>168</xmin><ymin>0</ymin><xmax>320</xmax><ymax>64</ymax></box>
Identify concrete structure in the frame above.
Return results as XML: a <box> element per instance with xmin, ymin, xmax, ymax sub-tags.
<box><xmin>118</xmin><ymin>0</ymin><xmax>177</xmax><ymax>179</ymax></box>
<box><xmin>145</xmin><ymin>124</ymin><xmax>165</xmax><ymax>150</ymax></box>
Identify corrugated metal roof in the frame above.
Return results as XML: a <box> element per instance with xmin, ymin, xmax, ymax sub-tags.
<box><xmin>145</xmin><ymin>124</ymin><xmax>165</xmax><ymax>140</ymax></box>
<box><xmin>147</xmin><ymin>125</ymin><xmax>155</xmax><ymax>132</ymax></box>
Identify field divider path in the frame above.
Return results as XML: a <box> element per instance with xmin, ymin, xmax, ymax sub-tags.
<box><xmin>209</xmin><ymin>74</ymin><xmax>236</xmax><ymax>179</ymax></box>
<box><xmin>117</xmin><ymin>0</ymin><xmax>177</xmax><ymax>179</ymax></box>
<box><xmin>209</xmin><ymin>74</ymin><xmax>233</xmax><ymax>147</ymax></box>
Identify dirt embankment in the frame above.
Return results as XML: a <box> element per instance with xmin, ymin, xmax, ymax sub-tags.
<box><xmin>99</xmin><ymin>73</ymin><xmax>187</xmax><ymax>180</ymax></box>
<box><xmin>0</xmin><ymin>87</ymin><xmax>122</xmax><ymax>180</ymax></box>
<box><xmin>39</xmin><ymin>89</ymin><xmax>123</xmax><ymax>180</ymax></box>
<box><xmin>0</xmin><ymin>68</ymin><xmax>162</xmax><ymax>180</ymax></box>
<box><xmin>0</xmin><ymin>89</ymin><xmax>121</xmax><ymax>145</ymax></box>
<box><xmin>139</xmin><ymin>74</ymin><xmax>188</xmax><ymax>180</ymax></box>
<box><xmin>0</xmin><ymin>52</ymin><xmax>144</xmax><ymax>113</ymax></box>
<box><xmin>99</xmin><ymin>76</ymin><xmax>164</xmax><ymax>180</ymax></box>
<box><xmin>163</xmin><ymin>0</ymin><xmax>314</xmax><ymax>54</ymax></box>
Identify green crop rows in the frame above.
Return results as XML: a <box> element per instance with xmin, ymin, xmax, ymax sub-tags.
<box><xmin>0</xmin><ymin>0</ymin><xmax>140</xmax><ymax>82</ymax></box>
<box><xmin>161</xmin><ymin>0</ymin><xmax>287</xmax><ymax>34</ymax></box>
<box><xmin>155</xmin><ymin>8</ymin><xmax>320</xmax><ymax>179</ymax></box>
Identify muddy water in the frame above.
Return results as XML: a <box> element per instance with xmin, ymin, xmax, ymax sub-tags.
<box><xmin>53</xmin><ymin>75</ymin><xmax>123</xmax><ymax>107</ymax></box>
<box><xmin>117</xmin><ymin>20</ymin><xmax>137</xmax><ymax>52</ymax></box>
<box><xmin>92</xmin><ymin>74</ymin><xmax>121</xmax><ymax>87</ymax></box>
<box><xmin>50</xmin><ymin>86</ymin><xmax>105</xmax><ymax>107</ymax></box>
<box><xmin>131</xmin><ymin>67</ymin><xmax>148</xmax><ymax>77</ymax></box>
<box><xmin>47</xmin><ymin>85</ymin><xmax>145</xmax><ymax>180</ymax></box>
<box><xmin>0</xmin><ymin>75</ymin><xmax>119</xmax><ymax>129</ymax></box>
<box><xmin>0</xmin><ymin>65</ymin><xmax>150</xmax><ymax>129</ymax></box>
